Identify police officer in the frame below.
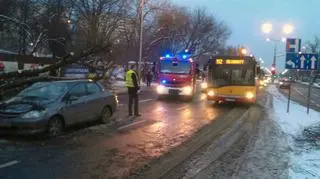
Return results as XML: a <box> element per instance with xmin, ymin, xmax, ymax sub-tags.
<box><xmin>125</xmin><ymin>64</ymin><xmax>141</xmax><ymax>117</ymax></box>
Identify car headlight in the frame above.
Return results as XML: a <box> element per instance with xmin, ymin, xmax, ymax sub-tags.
<box><xmin>245</xmin><ymin>92</ymin><xmax>255</xmax><ymax>99</ymax></box>
<box><xmin>21</xmin><ymin>110</ymin><xmax>47</xmax><ymax>119</ymax></box>
<box><xmin>207</xmin><ymin>90</ymin><xmax>215</xmax><ymax>97</ymax></box>
<box><xmin>157</xmin><ymin>85</ymin><xmax>165</xmax><ymax>94</ymax></box>
<box><xmin>279</xmin><ymin>82</ymin><xmax>283</xmax><ymax>85</ymax></box>
<box><xmin>259</xmin><ymin>81</ymin><xmax>264</xmax><ymax>86</ymax></box>
<box><xmin>183</xmin><ymin>86</ymin><xmax>193</xmax><ymax>95</ymax></box>
<box><xmin>201</xmin><ymin>82</ymin><xmax>208</xmax><ymax>89</ymax></box>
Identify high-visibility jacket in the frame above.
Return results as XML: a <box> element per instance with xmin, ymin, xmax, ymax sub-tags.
<box><xmin>125</xmin><ymin>70</ymin><xmax>138</xmax><ymax>87</ymax></box>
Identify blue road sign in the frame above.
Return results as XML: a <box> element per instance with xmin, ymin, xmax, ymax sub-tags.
<box><xmin>286</xmin><ymin>38</ymin><xmax>301</xmax><ymax>53</ymax></box>
<box><xmin>285</xmin><ymin>53</ymin><xmax>319</xmax><ymax>70</ymax></box>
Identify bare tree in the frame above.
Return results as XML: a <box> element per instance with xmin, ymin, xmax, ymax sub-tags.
<box><xmin>307</xmin><ymin>36</ymin><xmax>320</xmax><ymax>54</ymax></box>
<box><xmin>150</xmin><ymin>6</ymin><xmax>231</xmax><ymax>59</ymax></box>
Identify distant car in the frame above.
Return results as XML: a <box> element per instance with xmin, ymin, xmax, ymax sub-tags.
<box><xmin>0</xmin><ymin>80</ymin><xmax>118</xmax><ymax>137</ymax></box>
<box><xmin>279</xmin><ymin>79</ymin><xmax>291</xmax><ymax>89</ymax></box>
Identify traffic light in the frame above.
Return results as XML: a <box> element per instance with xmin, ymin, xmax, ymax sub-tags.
<box><xmin>271</xmin><ymin>66</ymin><xmax>276</xmax><ymax>75</ymax></box>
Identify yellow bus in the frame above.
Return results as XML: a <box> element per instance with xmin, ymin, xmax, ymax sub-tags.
<box><xmin>205</xmin><ymin>56</ymin><xmax>260</xmax><ymax>104</ymax></box>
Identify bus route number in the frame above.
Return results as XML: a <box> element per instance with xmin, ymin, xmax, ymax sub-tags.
<box><xmin>216</xmin><ymin>59</ymin><xmax>223</xmax><ymax>64</ymax></box>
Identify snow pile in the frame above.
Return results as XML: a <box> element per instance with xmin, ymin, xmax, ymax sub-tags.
<box><xmin>268</xmin><ymin>85</ymin><xmax>320</xmax><ymax>179</ymax></box>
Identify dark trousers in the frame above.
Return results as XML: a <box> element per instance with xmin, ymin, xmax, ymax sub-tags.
<box><xmin>147</xmin><ymin>79</ymin><xmax>151</xmax><ymax>87</ymax></box>
<box><xmin>128</xmin><ymin>87</ymin><xmax>139</xmax><ymax>115</ymax></box>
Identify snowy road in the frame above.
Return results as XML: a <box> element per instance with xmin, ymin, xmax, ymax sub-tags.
<box><xmin>166</xmin><ymin>85</ymin><xmax>320</xmax><ymax>179</ymax></box>
<box><xmin>0</xmin><ymin>84</ymin><xmax>236</xmax><ymax>179</ymax></box>
<box><xmin>279</xmin><ymin>82</ymin><xmax>320</xmax><ymax>111</ymax></box>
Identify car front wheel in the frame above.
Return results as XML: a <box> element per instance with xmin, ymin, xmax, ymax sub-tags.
<box><xmin>101</xmin><ymin>107</ymin><xmax>112</xmax><ymax>124</ymax></box>
<box><xmin>47</xmin><ymin>117</ymin><xmax>64</xmax><ymax>137</ymax></box>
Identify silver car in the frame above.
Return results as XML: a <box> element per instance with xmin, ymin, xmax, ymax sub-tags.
<box><xmin>0</xmin><ymin>80</ymin><xmax>118</xmax><ymax>137</ymax></box>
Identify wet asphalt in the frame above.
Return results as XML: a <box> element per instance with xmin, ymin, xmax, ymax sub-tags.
<box><xmin>279</xmin><ymin>82</ymin><xmax>320</xmax><ymax>111</ymax></box>
<box><xmin>0</xmin><ymin>83</ymin><xmax>237</xmax><ymax>179</ymax></box>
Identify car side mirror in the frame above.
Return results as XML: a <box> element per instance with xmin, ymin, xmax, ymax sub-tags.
<box><xmin>69</xmin><ymin>95</ymin><xmax>78</xmax><ymax>101</ymax></box>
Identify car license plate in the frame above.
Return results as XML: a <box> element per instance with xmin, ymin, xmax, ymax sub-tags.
<box><xmin>169</xmin><ymin>89</ymin><xmax>179</xmax><ymax>95</ymax></box>
<box><xmin>225</xmin><ymin>98</ymin><xmax>236</xmax><ymax>102</ymax></box>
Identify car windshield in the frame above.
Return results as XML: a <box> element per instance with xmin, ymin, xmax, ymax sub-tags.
<box><xmin>17</xmin><ymin>82</ymin><xmax>69</xmax><ymax>100</ymax></box>
<box><xmin>160</xmin><ymin>60</ymin><xmax>191</xmax><ymax>74</ymax></box>
<box><xmin>212</xmin><ymin>67</ymin><xmax>254</xmax><ymax>87</ymax></box>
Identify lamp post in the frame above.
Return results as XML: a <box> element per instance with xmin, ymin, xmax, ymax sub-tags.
<box><xmin>138</xmin><ymin>0</ymin><xmax>145</xmax><ymax>80</ymax></box>
<box><xmin>261</xmin><ymin>22</ymin><xmax>294</xmax><ymax>70</ymax></box>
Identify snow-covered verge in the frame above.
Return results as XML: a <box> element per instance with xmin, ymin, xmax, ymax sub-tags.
<box><xmin>267</xmin><ymin>85</ymin><xmax>320</xmax><ymax>179</ymax></box>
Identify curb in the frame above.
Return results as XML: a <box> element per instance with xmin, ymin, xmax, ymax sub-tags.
<box><xmin>134</xmin><ymin>106</ymin><xmax>260</xmax><ymax>179</ymax></box>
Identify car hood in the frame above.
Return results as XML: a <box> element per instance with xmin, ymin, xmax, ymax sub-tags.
<box><xmin>0</xmin><ymin>98</ymin><xmax>52</xmax><ymax>114</ymax></box>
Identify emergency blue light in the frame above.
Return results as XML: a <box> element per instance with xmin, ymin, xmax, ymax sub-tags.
<box><xmin>165</xmin><ymin>54</ymin><xmax>170</xmax><ymax>58</ymax></box>
<box><xmin>161</xmin><ymin>80</ymin><xmax>167</xmax><ymax>84</ymax></box>
<box><xmin>182</xmin><ymin>55</ymin><xmax>187</xmax><ymax>59</ymax></box>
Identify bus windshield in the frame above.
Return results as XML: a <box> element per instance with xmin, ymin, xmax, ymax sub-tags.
<box><xmin>160</xmin><ymin>60</ymin><xmax>191</xmax><ymax>74</ymax></box>
<box><xmin>211</xmin><ymin>67</ymin><xmax>254</xmax><ymax>87</ymax></box>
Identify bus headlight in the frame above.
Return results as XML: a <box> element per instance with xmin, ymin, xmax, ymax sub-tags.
<box><xmin>245</xmin><ymin>92</ymin><xmax>255</xmax><ymax>99</ymax></box>
<box><xmin>183</xmin><ymin>86</ymin><xmax>193</xmax><ymax>95</ymax></box>
<box><xmin>207</xmin><ymin>90</ymin><xmax>215</xmax><ymax>97</ymax></box>
<box><xmin>157</xmin><ymin>85</ymin><xmax>165</xmax><ymax>94</ymax></box>
<box><xmin>201</xmin><ymin>82</ymin><xmax>208</xmax><ymax>89</ymax></box>
<box><xmin>259</xmin><ymin>81</ymin><xmax>264</xmax><ymax>86</ymax></box>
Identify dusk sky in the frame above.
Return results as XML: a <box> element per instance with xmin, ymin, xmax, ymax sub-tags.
<box><xmin>173</xmin><ymin>0</ymin><xmax>320</xmax><ymax>70</ymax></box>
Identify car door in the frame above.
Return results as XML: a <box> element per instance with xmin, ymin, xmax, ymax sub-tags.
<box><xmin>61</xmin><ymin>83</ymin><xmax>88</xmax><ymax>125</ymax></box>
<box><xmin>85</xmin><ymin>82</ymin><xmax>105</xmax><ymax>121</ymax></box>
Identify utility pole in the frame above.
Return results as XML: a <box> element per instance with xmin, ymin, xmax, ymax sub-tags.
<box><xmin>138</xmin><ymin>0</ymin><xmax>145</xmax><ymax>80</ymax></box>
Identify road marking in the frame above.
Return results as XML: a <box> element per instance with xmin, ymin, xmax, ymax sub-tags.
<box><xmin>0</xmin><ymin>160</ymin><xmax>19</xmax><ymax>169</ymax></box>
<box><xmin>177</xmin><ymin>106</ymin><xmax>188</xmax><ymax>111</ymax></box>
<box><xmin>139</xmin><ymin>99</ymin><xmax>153</xmax><ymax>103</ymax></box>
<box><xmin>118</xmin><ymin>119</ymin><xmax>147</xmax><ymax>130</ymax></box>
<box><xmin>294</xmin><ymin>88</ymin><xmax>304</xmax><ymax>96</ymax></box>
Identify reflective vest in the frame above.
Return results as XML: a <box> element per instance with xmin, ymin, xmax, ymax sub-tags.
<box><xmin>126</xmin><ymin>70</ymin><xmax>138</xmax><ymax>87</ymax></box>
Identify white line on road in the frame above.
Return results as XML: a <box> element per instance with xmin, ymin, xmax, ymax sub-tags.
<box><xmin>0</xmin><ymin>160</ymin><xmax>19</xmax><ymax>169</ymax></box>
<box><xmin>139</xmin><ymin>99</ymin><xmax>153</xmax><ymax>103</ymax></box>
<box><xmin>294</xmin><ymin>88</ymin><xmax>304</xmax><ymax>96</ymax></box>
<box><xmin>118</xmin><ymin>119</ymin><xmax>148</xmax><ymax>130</ymax></box>
<box><xmin>313</xmin><ymin>94</ymin><xmax>319</xmax><ymax>97</ymax></box>
<box><xmin>176</xmin><ymin>106</ymin><xmax>188</xmax><ymax>111</ymax></box>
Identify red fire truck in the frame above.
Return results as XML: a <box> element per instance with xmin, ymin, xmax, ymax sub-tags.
<box><xmin>156</xmin><ymin>54</ymin><xmax>196</xmax><ymax>100</ymax></box>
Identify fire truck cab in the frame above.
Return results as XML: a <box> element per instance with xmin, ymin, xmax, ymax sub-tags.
<box><xmin>156</xmin><ymin>54</ymin><xmax>196</xmax><ymax>100</ymax></box>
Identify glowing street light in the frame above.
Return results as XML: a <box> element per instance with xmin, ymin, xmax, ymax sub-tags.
<box><xmin>261</xmin><ymin>22</ymin><xmax>273</xmax><ymax>34</ymax></box>
<box><xmin>283</xmin><ymin>24</ymin><xmax>294</xmax><ymax>34</ymax></box>
<box><xmin>241</xmin><ymin>48</ymin><xmax>248</xmax><ymax>55</ymax></box>
<box><xmin>281</xmin><ymin>37</ymin><xmax>286</xmax><ymax>42</ymax></box>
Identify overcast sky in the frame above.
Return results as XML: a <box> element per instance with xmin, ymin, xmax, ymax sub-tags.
<box><xmin>173</xmin><ymin>0</ymin><xmax>320</xmax><ymax>69</ymax></box>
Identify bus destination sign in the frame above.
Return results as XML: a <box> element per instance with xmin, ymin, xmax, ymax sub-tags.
<box><xmin>216</xmin><ymin>59</ymin><xmax>245</xmax><ymax>65</ymax></box>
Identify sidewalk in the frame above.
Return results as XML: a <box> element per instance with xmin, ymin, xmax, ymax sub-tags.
<box><xmin>267</xmin><ymin>85</ymin><xmax>320</xmax><ymax>178</ymax></box>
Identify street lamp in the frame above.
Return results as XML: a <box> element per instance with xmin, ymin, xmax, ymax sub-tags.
<box><xmin>261</xmin><ymin>22</ymin><xmax>273</xmax><ymax>34</ymax></box>
<box><xmin>283</xmin><ymin>24</ymin><xmax>294</xmax><ymax>35</ymax></box>
<box><xmin>241</xmin><ymin>48</ymin><xmax>248</xmax><ymax>55</ymax></box>
<box><xmin>138</xmin><ymin>0</ymin><xmax>145</xmax><ymax>80</ymax></box>
<box><xmin>261</xmin><ymin>22</ymin><xmax>294</xmax><ymax>75</ymax></box>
